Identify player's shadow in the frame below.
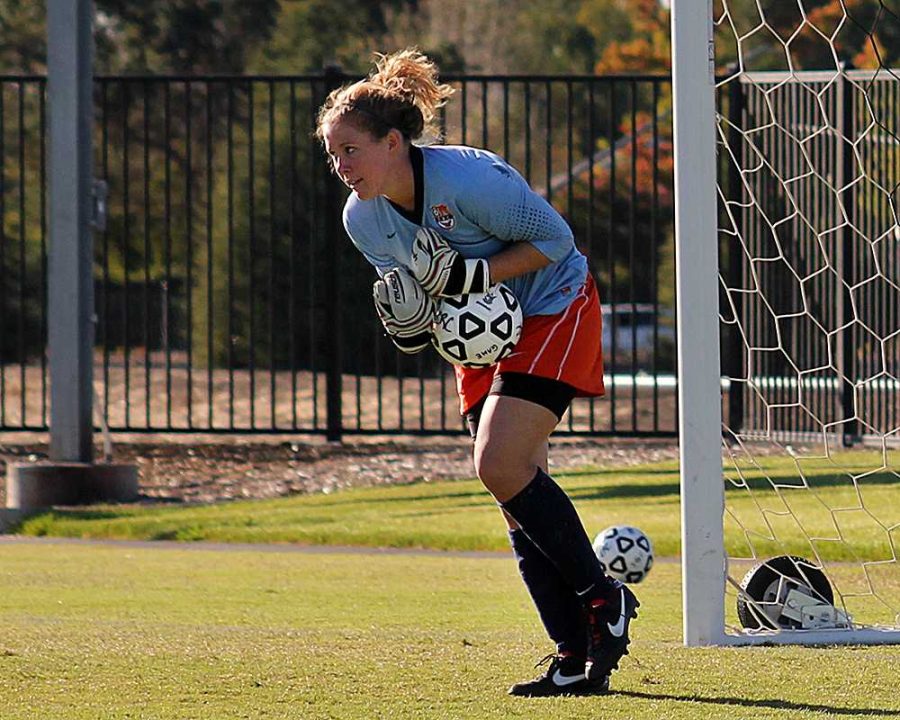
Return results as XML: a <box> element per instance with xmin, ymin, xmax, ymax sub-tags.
<box><xmin>558</xmin><ymin>467</ymin><xmax>678</xmax><ymax>478</ymax></box>
<box><xmin>565</xmin><ymin>481</ymin><xmax>680</xmax><ymax>501</ymax></box>
<box><xmin>308</xmin><ymin>486</ymin><xmax>491</xmax><ymax>509</ymax></box>
<box><xmin>611</xmin><ymin>690</ymin><xmax>899</xmax><ymax>716</ymax></box>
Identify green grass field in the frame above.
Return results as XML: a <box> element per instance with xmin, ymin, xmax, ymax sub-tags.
<box><xmin>16</xmin><ymin>452</ymin><xmax>899</xmax><ymax>564</ymax></box>
<box><xmin>1</xmin><ymin>540</ymin><xmax>899</xmax><ymax>720</ymax></box>
<box><xmin>3</xmin><ymin>451</ymin><xmax>900</xmax><ymax>718</ymax></box>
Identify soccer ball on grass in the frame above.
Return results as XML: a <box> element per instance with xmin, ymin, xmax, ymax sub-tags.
<box><xmin>431</xmin><ymin>284</ymin><xmax>523</xmax><ymax>367</ymax></box>
<box><xmin>593</xmin><ymin>525</ymin><xmax>654</xmax><ymax>584</ymax></box>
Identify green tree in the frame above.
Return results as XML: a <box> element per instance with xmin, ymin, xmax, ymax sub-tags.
<box><xmin>579</xmin><ymin>0</ymin><xmax>670</xmax><ymax>73</ymax></box>
<box><xmin>0</xmin><ymin>3</ymin><xmax>44</xmax><ymax>72</ymax></box>
<box><xmin>713</xmin><ymin>0</ymin><xmax>900</xmax><ymax>71</ymax></box>
<box><xmin>503</xmin><ymin>0</ymin><xmax>598</xmax><ymax>74</ymax></box>
<box><xmin>0</xmin><ymin>1</ymin><xmax>279</xmax><ymax>74</ymax></box>
<box><xmin>248</xmin><ymin>0</ymin><xmax>422</xmax><ymax>74</ymax></box>
<box><xmin>95</xmin><ymin>0</ymin><xmax>278</xmax><ymax>73</ymax></box>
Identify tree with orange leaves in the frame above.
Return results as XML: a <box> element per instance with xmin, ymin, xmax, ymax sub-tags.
<box><xmin>578</xmin><ymin>0</ymin><xmax>671</xmax><ymax>73</ymax></box>
<box><xmin>714</xmin><ymin>0</ymin><xmax>900</xmax><ymax>71</ymax></box>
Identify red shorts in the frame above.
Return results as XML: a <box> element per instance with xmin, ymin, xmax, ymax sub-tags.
<box><xmin>455</xmin><ymin>273</ymin><xmax>605</xmax><ymax>414</ymax></box>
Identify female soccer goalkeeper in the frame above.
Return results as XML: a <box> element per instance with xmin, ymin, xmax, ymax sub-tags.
<box><xmin>317</xmin><ymin>48</ymin><xmax>638</xmax><ymax>697</ymax></box>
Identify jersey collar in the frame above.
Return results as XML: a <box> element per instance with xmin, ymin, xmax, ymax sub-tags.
<box><xmin>387</xmin><ymin>145</ymin><xmax>424</xmax><ymax>225</ymax></box>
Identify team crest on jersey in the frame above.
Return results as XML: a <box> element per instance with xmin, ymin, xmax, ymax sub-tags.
<box><xmin>430</xmin><ymin>203</ymin><xmax>455</xmax><ymax>230</ymax></box>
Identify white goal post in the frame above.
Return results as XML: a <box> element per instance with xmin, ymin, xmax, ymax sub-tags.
<box><xmin>671</xmin><ymin>0</ymin><xmax>900</xmax><ymax>646</ymax></box>
<box><xmin>671</xmin><ymin>0</ymin><xmax>728</xmax><ymax>647</ymax></box>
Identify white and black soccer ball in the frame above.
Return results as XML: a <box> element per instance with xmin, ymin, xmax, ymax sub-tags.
<box><xmin>431</xmin><ymin>284</ymin><xmax>523</xmax><ymax>367</ymax></box>
<box><xmin>593</xmin><ymin>525</ymin><xmax>654</xmax><ymax>584</ymax></box>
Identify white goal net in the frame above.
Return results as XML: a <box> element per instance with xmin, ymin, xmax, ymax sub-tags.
<box><xmin>673</xmin><ymin>0</ymin><xmax>900</xmax><ymax>645</ymax></box>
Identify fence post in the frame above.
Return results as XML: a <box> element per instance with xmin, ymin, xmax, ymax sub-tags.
<box><xmin>725</xmin><ymin>71</ymin><xmax>745</xmax><ymax>437</ymax></box>
<box><xmin>323</xmin><ymin>65</ymin><xmax>344</xmax><ymax>442</ymax></box>
<box><xmin>837</xmin><ymin>65</ymin><xmax>858</xmax><ymax>446</ymax></box>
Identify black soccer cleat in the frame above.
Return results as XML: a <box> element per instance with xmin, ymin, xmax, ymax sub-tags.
<box><xmin>584</xmin><ymin>580</ymin><xmax>640</xmax><ymax>680</ymax></box>
<box><xmin>508</xmin><ymin>653</ymin><xmax>610</xmax><ymax>697</ymax></box>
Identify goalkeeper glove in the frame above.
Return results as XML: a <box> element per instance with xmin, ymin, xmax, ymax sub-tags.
<box><xmin>410</xmin><ymin>227</ymin><xmax>491</xmax><ymax>297</ymax></box>
<box><xmin>372</xmin><ymin>268</ymin><xmax>436</xmax><ymax>354</ymax></box>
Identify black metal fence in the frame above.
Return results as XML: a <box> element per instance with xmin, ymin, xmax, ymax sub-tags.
<box><xmin>720</xmin><ymin>69</ymin><xmax>900</xmax><ymax>443</ymax></box>
<box><xmin>0</xmin><ymin>72</ymin><xmax>677</xmax><ymax>438</ymax></box>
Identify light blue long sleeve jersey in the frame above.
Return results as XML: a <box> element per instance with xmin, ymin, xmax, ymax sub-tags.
<box><xmin>342</xmin><ymin>144</ymin><xmax>589</xmax><ymax>318</ymax></box>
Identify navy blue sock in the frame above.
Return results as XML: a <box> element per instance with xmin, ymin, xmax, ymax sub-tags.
<box><xmin>509</xmin><ymin>528</ymin><xmax>587</xmax><ymax>657</ymax></box>
<box><xmin>502</xmin><ymin>468</ymin><xmax>614</xmax><ymax>599</ymax></box>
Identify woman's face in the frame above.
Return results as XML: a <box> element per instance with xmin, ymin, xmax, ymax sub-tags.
<box><xmin>322</xmin><ymin>118</ymin><xmax>400</xmax><ymax>201</ymax></box>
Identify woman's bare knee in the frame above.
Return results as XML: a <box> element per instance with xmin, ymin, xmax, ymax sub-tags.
<box><xmin>473</xmin><ymin>395</ymin><xmax>558</xmax><ymax>501</ymax></box>
<box><xmin>474</xmin><ymin>442</ymin><xmax>535</xmax><ymax>500</ymax></box>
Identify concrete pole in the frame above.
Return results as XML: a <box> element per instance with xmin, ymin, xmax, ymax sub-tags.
<box><xmin>2</xmin><ymin>0</ymin><xmax>137</xmax><ymax>520</ymax></box>
<box><xmin>47</xmin><ymin>0</ymin><xmax>95</xmax><ymax>462</ymax></box>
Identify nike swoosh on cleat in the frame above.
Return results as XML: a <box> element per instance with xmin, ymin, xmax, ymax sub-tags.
<box><xmin>607</xmin><ymin>588</ymin><xmax>627</xmax><ymax>637</ymax></box>
<box><xmin>552</xmin><ymin>669</ymin><xmax>586</xmax><ymax>687</ymax></box>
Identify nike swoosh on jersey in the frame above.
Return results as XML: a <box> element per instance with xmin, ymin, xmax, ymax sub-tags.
<box><xmin>387</xmin><ymin>232</ymin><xmax>397</xmax><ymax>239</ymax></box>
<box><xmin>607</xmin><ymin>588</ymin><xmax>627</xmax><ymax>637</ymax></box>
<box><xmin>552</xmin><ymin>669</ymin><xmax>586</xmax><ymax>687</ymax></box>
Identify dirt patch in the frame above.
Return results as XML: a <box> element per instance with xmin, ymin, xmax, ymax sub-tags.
<box><xmin>0</xmin><ymin>435</ymin><xmax>680</xmax><ymax>505</ymax></box>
